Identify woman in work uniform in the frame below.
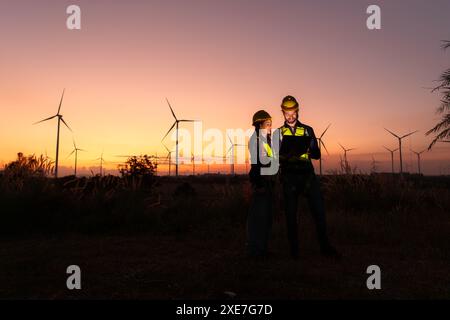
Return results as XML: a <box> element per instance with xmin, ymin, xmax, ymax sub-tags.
<box><xmin>246</xmin><ymin>110</ymin><xmax>276</xmax><ymax>258</ymax></box>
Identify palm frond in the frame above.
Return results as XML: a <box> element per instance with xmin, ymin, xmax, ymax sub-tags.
<box><xmin>441</xmin><ymin>40</ymin><xmax>450</xmax><ymax>50</ymax></box>
<box><xmin>428</xmin><ymin>41</ymin><xmax>450</xmax><ymax>150</ymax></box>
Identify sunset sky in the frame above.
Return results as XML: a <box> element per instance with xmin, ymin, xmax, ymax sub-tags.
<box><xmin>0</xmin><ymin>0</ymin><xmax>449</xmax><ymax>175</ymax></box>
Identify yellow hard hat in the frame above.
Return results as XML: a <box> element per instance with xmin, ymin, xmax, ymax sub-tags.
<box><xmin>252</xmin><ymin>110</ymin><xmax>272</xmax><ymax>126</ymax></box>
<box><xmin>281</xmin><ymin>95</ymin><xmax>299</xmax><ymax>111</ymax></box>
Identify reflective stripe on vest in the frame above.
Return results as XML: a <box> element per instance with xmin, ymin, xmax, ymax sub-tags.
<box><xmin>281</xmin><ymin>126</ymin><xmax>308</xmax><ymax>137</ymax></box>
<box><xmin>280</xmin><ymin>126</ymin><xmax>310</xmax><ymax>161</ymax></box>
<box><xmin>263</xmin><ymin>142</ymin><xmax>273</xmax><ymax>158</ymax></box>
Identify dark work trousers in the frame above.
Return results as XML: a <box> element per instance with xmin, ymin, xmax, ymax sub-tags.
<box><xmin>246</xmin><ymin>178</ymin><xmax>274</xmax><ymax>257</ymax></box>
<box><xmin>281</xmin><ymin>170</ymin><xmax>330</xmax><ymax>256</ymax></box>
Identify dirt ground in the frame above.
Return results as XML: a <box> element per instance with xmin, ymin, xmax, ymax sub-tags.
<box><xmin>1</xmin><ymin>204</ymin><xmax>449</xmax><ymax>299</ymax></box>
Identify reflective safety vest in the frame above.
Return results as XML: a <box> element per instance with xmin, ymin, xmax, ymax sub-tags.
<box><xmin>280</xmin><ymin>126</ymin><xmax>310</xmax><ymax>161</ymax></box>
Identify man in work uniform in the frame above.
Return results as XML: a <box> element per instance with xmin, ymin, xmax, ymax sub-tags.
<box><xmin>276</xmin><ymin>95</ymin><xmax>340</xmax><ymax>259</ymax></box>
<box><xmin>247</xmin><ymin>110</ymin><xmax>275</xmax><ymax>258</ymax></box>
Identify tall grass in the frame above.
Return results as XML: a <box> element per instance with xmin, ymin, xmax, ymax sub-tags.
<box><xmin>0</xmin><ymin>153</ymin><xmax>448</xmax><ymax>237</ymax></box>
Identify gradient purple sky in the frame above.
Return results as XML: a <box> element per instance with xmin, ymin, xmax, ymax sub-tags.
<box><xmin>0</xmin><ymin>0</ymin><xmax>449</xmax><ymax>175</ymax></box>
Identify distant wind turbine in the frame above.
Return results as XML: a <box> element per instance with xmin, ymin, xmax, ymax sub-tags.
<box><xmin>317</xmin><ymin>124</ymin><xmax>331</xmax><ymax>176</ymax></box>
<box><xmin>384</xmin><ymin>128</ymin><xmax>418</xmax><ymax>174</ymax></box>
<box><xmin>154</xmin><ymin>152</ymin><xmax>158</xmax><ymax>176</ymax></box>
<box><xmin>67</xmin><ymin>138</ymin><xmax>85</xmax><ymax>177</ymax></box>
<box><xmin>370</xmin><ymin>155</ymin><xmax>381</xmax><ymax>173</ymax></box>
<box><xmin>338</xmin><ymin>143</ymin><xmax>356</xmax><ymax>165</ymax></box>
<box><xmin>95</xmin><ymin>151</ymin><xmax>107</xmax><ymax>176</ymax></box>
<box><xmin>410</xmin><ymin>148</ymin><xmax>427</xmax><ymax>175</ymax></box>
<box><xmin>161</xmin><ymin>98</ymin><xmax>199</xmax><ymax>176</ymax></box>
<box><xmin>383</xmin><ymin>146</ymin><xmax>399</xmax><ymax>174</ymax></box>
<box><xmin>226</xmin><ymin>134</ymin><xmax>246</xmax><ymax>175</ymax></box>
<box><xmin>33</xmin><ymin>89</ymin><xmax>72</xmax><ymax>178</ymax></box>
<box><xmin>163</xmin><ymin>143</ymin><xmax>174</xmax><ymax>176</ymax></box>
<box><xmin>204</xmin><ymin>155</ymin><xmax>212</xmax><ymax>174</ymax></box>
<box><xmin>44</xmin><ymin>149</ymin><xmax>54</xmax><ymax>161</ymax></box>
<box><xmin>191</xmin><ymin>152</ymin><xmax>196</xmax><ymax>175</ymax></box>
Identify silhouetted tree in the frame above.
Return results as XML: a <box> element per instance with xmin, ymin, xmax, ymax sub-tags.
<box><xmin>118</xmin><ymin>155</ymin><xmax>156</xmax><ymax>177</ymax></box>
<box><xmin>427</xmin><ymin>40</ymin><xmax>450</xmax><ymax>149</ymax></box>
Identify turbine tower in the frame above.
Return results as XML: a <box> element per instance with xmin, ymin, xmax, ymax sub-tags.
<box><xmin>162</xmin><ymin>98</ymin><xmax>199</xmax><ymax>176</ymax></box>
<box><xmin>384</xmin><ymin>128</ymin><xmax>418</xmax><ymax>174</ymax></box>
<box><xmin>317</xmin><ymin>124</ymin><xmax>331</xmax><ymax>176</ymax></box>
<box><xmin>383</xmin><ymin>146</ymin><xmax>399</xmax><ymax>174</ymax></box>
<box><xmin>33</xmin><ymin>89</ymin><xmax>72</xmax><ymax>178</ymax></box>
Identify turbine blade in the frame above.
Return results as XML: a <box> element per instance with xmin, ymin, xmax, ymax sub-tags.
<box><xmin>162</xmin><ymin>122</ymin><xmax>176</xmax><ymax>141</ymax></box>
<box><xmin>57</xmin><ymin>88</ymin><xmax>65</xmax><ymax>114</ymax></box>
<box><xmin>401</xmin><ymin>130</ymin><xmax>418</xmax><ymax>139</ymax></box>
<box><xmin>179</xmin><ymin>119</ymin><xmax>197</xmax><ymax>122</ymax></box>
<box><xmin>320</xmin><ymin>123</ymin><xmax>331</xmax><ymax>139</ymax></box>
<box><xmin>161</xmin><ymin>141</ymin><xmax>172</xmax><ymax>153</ymax></box>
<box><xmin>320</xmin><ymin>140</ymin><xmax>330</xmax><ymax>155</ymax></box>
<box><xmin>384</xmin><ymin>128</ymin><xmax>400</xmax><ymax>139</ymax></box>
<box><xmin>33</xmin><ymin>115</ymin><xmax>57</xmax><ymax>125</ymax></box>
<box><xmin>166</xmin><ymin>98</ymin><xmax>177</xmax><ymax>120</ymax></box>
<box><xmin>60</xmin><ymin>117</ymin><xmax>72</xmax><ymax>132</ymax></box>
<box><xmin>338</xmin><ymin>143</ymin><xmax>345</xmax><ymax>151</ymax></box>
<box><xmin>67</xmin><ymin>149</ymin><xmax>75</xmax><ymax>158</ymax></box>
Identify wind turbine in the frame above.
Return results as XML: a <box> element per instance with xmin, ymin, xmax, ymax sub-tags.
<box><xmin>338</xmin><ymin>143</ymin><xmax>356</xmax><ymax>173</ymax></box>
<box><xmin>370</xmin><ymin>155</ymin><xmax>381</xmax><ymax>173</ymax></box>
<box><xmin>44</xmin><ymin>149</ymin><xmax>52</xmax><ymax>160</ymax></box>
<box><xmin>95</xmin><ymin>151</ymin><xmax>107</xmax><ymax>176</ymax></box>
<box><xmin>226</xmin><ymin>135</ymin><xmax>246</xmax><ymax>175</ymax></box>
<box><xmin>163</xmin><ymin>143</ymin><xmax>173</xmax><ymax>176</ymax></box>
<box><xmin>191</xmin><ymin>152</ymin><xmax>196</xmax><ymax>175</ymax></box>
<box><xmin>67</xmin><ymin>138</ymin><xmax>86</xmax><ymax>177</ymax></box>
<box><xmin>338</xmin><ymin>143</ymin><xmax>356</xmax><ymax>164</ymax></box>
<box><xmin>410</xmin><ymin>148</ymin><xmax>427</xmax><ymax>174</ymax></box>
<box><xmin>44</xmin><ymin>149</ymin><xmax>54</xmax><ymax>163</ymax></box>
<box><xmin>33</xmin><ymin>89</ymin><xmax>72</xmax><ymax>178</ymax></box>
<box><xmin>154</xmin><ymin>152</ymin><xmax>158</xmax><ymax>176</ymax></box>
<box><xmin>203</xmin><ymin>155</ymin><xmax>213</xmax><ymax>174</ymax></box>
<box><xmin>384</xmin><ymin>128</ymin><xmax>418</xmax><ymax>174</ymax></box>
<box><xmin>383</xmin><ymin>146</ymin><xmax>399</xmax><ymax>174</ymax></box>
<box><xmin>317</xmin><ymin>123</ymin><xmax>331</xmax><ymax>176</ymax></box>
<box><xmin>161</xmin><ymin>98</ymin><xmax>199</xmax><ymax>176</ymax></box>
